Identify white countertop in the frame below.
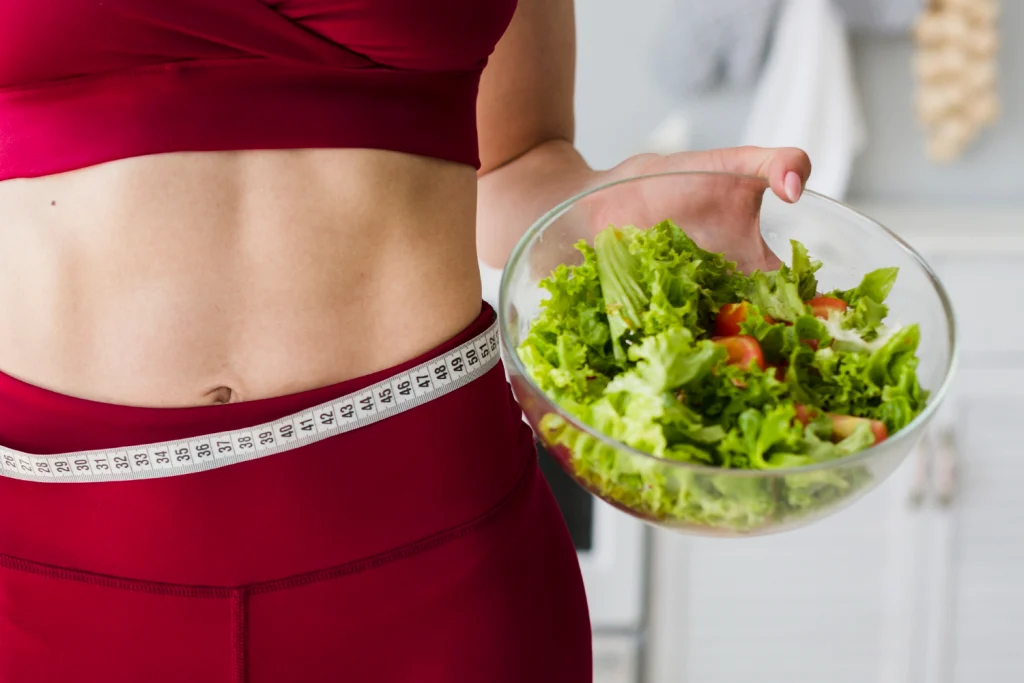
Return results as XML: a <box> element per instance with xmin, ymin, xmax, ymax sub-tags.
<box><xmin>850</xmin><ymin>202</ymin><xmax>1024</xmax><ymax>256</ymax></box>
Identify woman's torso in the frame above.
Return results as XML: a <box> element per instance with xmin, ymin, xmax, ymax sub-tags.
<box><xmin>0</xmin><ymin>150</ymin><xmax>482</xmax><ymax>407</ymax></box>
<box><xmin>0</xmin><ymin>0</ymin><xmax>522</xmax><ymax>407</ymax></box>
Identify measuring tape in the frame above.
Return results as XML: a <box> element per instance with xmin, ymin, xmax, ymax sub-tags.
<box><xmin>0</xmin><ymin>322</ymin><xmax>501</xmax><ymax>484</ymax></box>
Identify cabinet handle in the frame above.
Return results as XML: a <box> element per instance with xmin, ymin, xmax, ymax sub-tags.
<box><xmin>908</xmin><ymin>434</ymin><xmax>931</xmax><ymax>507</ymax></box>
<box><xmin>932</xmin><ymin>428</ymin><xmax>958</xmax><ymax>507</ymax></box>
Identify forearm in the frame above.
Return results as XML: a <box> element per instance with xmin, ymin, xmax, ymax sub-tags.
<box><xmin>476</xmin><ymin>139</ymin><xmax>594</xmax><ymax>269</ymax></box>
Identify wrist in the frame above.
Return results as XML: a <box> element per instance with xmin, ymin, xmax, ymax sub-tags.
<box><xmin>477</xmin><ymin>139</ymin><xmax>596</xmax><ymax>268</ymax></box>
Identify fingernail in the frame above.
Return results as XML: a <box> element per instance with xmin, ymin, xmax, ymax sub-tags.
<box><xmin>784</xmin><ymin>171</ymin><xmax>803</xmax><ymax>202</ymax></box>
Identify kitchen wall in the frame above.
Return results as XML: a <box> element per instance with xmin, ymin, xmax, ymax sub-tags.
<box><xmin>574</xmin><ymin>0</ymin><xmax>1024</xmax><ymax>204</ymax></box>
<box><xmin>849</xmin><ymin>14</ymin><xmax>1022</xmax><ymax>202</ymax></box>
<box><xmin>574</xmin><ymin>0</ymin><xmax>677</xmax><ymax>169</ymax></box>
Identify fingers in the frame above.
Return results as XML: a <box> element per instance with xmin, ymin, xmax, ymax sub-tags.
<box><xmin>764</xmin><ymin>147</ymin><xmax>812</xmax><ymax>203</ymax></box>
<box><xmin>730</xmin><ymin>146</ymin><xmax>812</xmax><ymax>203</ymax></box>
<box><xmin>677</xmin><ymin>146</ymin><xmax>813</xmax><ymax>204</ymax></box>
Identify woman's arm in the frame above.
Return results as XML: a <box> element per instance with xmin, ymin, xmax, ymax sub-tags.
<box><xmin>476</xmin><ymin>0</ymin><xmax>812</xmax><ymax>269</ymax></box>
<box><xmin>476</xmin><ymin>0</ymin><xmax>588</xmax><ymax>269</ymax></box>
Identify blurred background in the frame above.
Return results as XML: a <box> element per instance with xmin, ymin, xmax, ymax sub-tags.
<box><xmin>483</xmin><ymin>1</ymin><xmax>1022</xmax><ymax>681</ymax></box>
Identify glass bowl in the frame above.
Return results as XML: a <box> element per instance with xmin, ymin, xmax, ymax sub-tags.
<box><xmin>499</xmin><ymin>171</ymin><xmax>957</xmax><ymax>537</ymax></box>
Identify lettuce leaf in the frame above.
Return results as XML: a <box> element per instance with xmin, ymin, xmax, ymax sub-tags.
<box><xmin>594</xmin><ymin>228</ymin><xmax>649</xmax><ymax>361</ymax></box>
<box><xmin>743</xmin><ymin>241</ymin><xmax>819</xmax><ymax>322</ymax></box>
<box><xmin>865</xmin><ymin>324</ymin><xmax>929</xmax><ymax>431</ymax></box>
<box><xmin>829</xmin><ymin>267</ymin><xmax>899</xmax><ymax>338</ymax></box>
<box><xmin>625</xmin><ymin>328</ymin><xmax>724</xmax><ymax>392</ymax></box>
<box><xmin>718</xmin><ymin>405</ymin><xmax>804</xmax><ymax>469</ymax></box>
<box><xmin>790</xmin><ymin>240</ymin><xmax>823</xmax><ymax>301</ymax></box>
<box><xmin>744</xmin><ymin>272</ymin><xmax>807</xmax><ymax>323</ymax></box>
<box><xmin>843</xmin><ymin>267</ymin><xmax>899</xmax><ymax>304</ymax></box>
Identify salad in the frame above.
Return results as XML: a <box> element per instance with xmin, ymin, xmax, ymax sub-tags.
<box><xmin>517</xmin><ymin>220</ymin><xmax>928</xmax><ymax>531</ymax></box>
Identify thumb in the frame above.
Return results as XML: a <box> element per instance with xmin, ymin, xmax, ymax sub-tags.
<box><xmin>680</xmin><ymin>146</ymin><xmax>813</xmax><ymax>204</ymax></box>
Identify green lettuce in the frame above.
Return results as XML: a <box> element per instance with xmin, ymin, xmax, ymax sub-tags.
<box><xmin>742</xmin><ymin>240</ymin><xmax>820</xmax><ymax>322</ymax></box>
<box><xmin>594</xmin><ymin>228</ymin><xmax>648</xmax><ymax>362</ymax></box>
<box><xmin>519</xmin><ymin>221</ymin><xmax>927</xmax><ymax>533</ymax></box>
<box><xmin>829</xmin><ymin>267</ymin><xmax>899</xmax><ymax>338</ymax></box>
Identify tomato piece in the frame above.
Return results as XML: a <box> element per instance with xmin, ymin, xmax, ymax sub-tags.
<box><xmin>767</xmin><ymin>363</ymin><xmax>787</xmax><ymax>382</ymax></box>
<box><xmin>801</xmin><ymin>338</ymin><xmax>820</xmax><ymax>351</ymax></box>
<box><xmin>714</xmin><ymin>303</ymin><xmax>749</xmax><ymax>337</ymax></box>
<box><xmin>714</xmin><ymin>302</ymin><xmax>775</xmax><ymax>337</ymax></box>
<box><xmin>793</xmin><ymin>406</ymin><xmax>887</xmax><ymax>444</ymax></box>
<box><xmin>712</xmin><ymin>335</ymin><xmax>765</xmax><ymax>371</ymax></box>
<box><xmin>793</xmin><ymin>404</ymin><xmax>818</xmax><ymax>426</ymax></box>
<box><xmin>829</xmin><ymin>413</ymin><xmax>888</xmax><ymax>444</ymax></box>
<box><xmin>808</xmin><ymin>296</ymin><xmax>848</xmax><ymax>319</ymax></box>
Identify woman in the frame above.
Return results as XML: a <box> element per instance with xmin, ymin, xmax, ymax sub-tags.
<box><xmin>0</xmin><ymin>1</ymin><xmax>810</xmax><ymax>681</ymax></box>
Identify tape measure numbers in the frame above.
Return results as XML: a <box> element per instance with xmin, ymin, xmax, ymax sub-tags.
<box><xmin>0</xmin><ymin>322</ymin><xmax>501</xmax><ymax>484</ymax></box>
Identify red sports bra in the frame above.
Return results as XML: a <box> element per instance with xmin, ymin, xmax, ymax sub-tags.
<box><xmin>0</xmin><ymin>0</ymin><xmax>517</xmax><ymax>180</ymax></box>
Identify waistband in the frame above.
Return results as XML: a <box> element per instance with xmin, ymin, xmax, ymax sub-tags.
<box><xmin>0</xmin><ymin>305</ymin><xmax>498</xmax><ymax>456</ymax></box>
<box><xmin>0</xmin><ymin>318</ymin><xmax>499</xmax><ymax>483</ymax></box>
<box><xmin>0</xmin><ymin>304</ymin><xmax>538</xmax><ymax>585</ymax></box>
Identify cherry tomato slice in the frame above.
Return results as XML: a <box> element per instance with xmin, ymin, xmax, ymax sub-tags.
<box><xmin>808</xmin><ymin>296</ymin><xmax>848</xmax><ymax>319</ymax></box>
<box><xmin>714</xmin><ymin>302</ymin><xmax>774</xmax><ymax>337</ymax></box>
<box><xmin>829</xmin><ymin>413</ymin><xmax>888</xmax><ymax>444</ymax></box>
<box><xmin>712</xmin><ymin>335</ymin><xmax>765</xmax><ymax>371</ymax></box>
<box><xmin>715</xmin><ymin>303</ymin><xmax>749</xmax><ymax>337</ymax></box>
<box><xmin>793</xmin><ymin>405</ymin><xmax>887</xmax><ymax>444</ymax></box>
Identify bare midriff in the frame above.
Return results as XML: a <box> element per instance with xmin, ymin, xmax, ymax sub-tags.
<box><xmin>0</xmin><ymin>149</ymin><xmax>483</xmax><ymax>407</ymax></box>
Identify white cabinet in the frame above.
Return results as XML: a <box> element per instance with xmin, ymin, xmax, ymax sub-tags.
<box><xmin>922</xmin><ymin>369</ymin><xmax>1024</xmax><ymax>683</ymax></box>
<box><xmin>647</xmin><ymin>455</ymin><xmax>926</xmax><ymax>683</ymax></box>
<box><xmin>924</xmin><ymin>246</ymin><xmax>1024</xmax><ymax>681</ymax></box>
<box><xmin>594</xmin><ymin>634</ymin><xmax>643</xmax><ymax>683</ymax></box>
<box><xmin>645</xmin><ymin>216</ymin><xmax>1024</xmax><ymax>683</ymax></box>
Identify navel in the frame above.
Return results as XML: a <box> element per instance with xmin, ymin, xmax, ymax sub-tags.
<box><xmin>206</xmin><ymin>386</ymin><xmax>236</xmax><ymax>404</ymax></box>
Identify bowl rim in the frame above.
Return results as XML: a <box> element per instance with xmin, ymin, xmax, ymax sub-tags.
<box><xmin>499</xmin><ymin>170</ymin><xmax>960</xmax><ymax>477</ymax></box>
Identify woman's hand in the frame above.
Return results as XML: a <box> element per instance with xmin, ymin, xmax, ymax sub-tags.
<box><xmin>477</xmin><ymin>142</ymin><xmax>812</xmax><ymax>274</ymax></box>
<box><xmin>582</xmin><ymin>146</ymin><xmax>813</xmax><ymax>273</ymax></box>
<box><xmin>475</xmin><ymin>0</ymin><xmax>811</xmax><ymax>272</ymax></box>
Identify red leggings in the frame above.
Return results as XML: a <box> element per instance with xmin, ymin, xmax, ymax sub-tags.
<box><xmin>0</xmin><ymin>307</ymin><xmax>592</xmax><ymax>682</ymax></box>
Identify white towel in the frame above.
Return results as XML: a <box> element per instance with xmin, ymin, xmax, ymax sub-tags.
<box><xmin>741</xmin><ymin>0</ymin><xmax>867</xmax><ymax>199</ymax></box>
